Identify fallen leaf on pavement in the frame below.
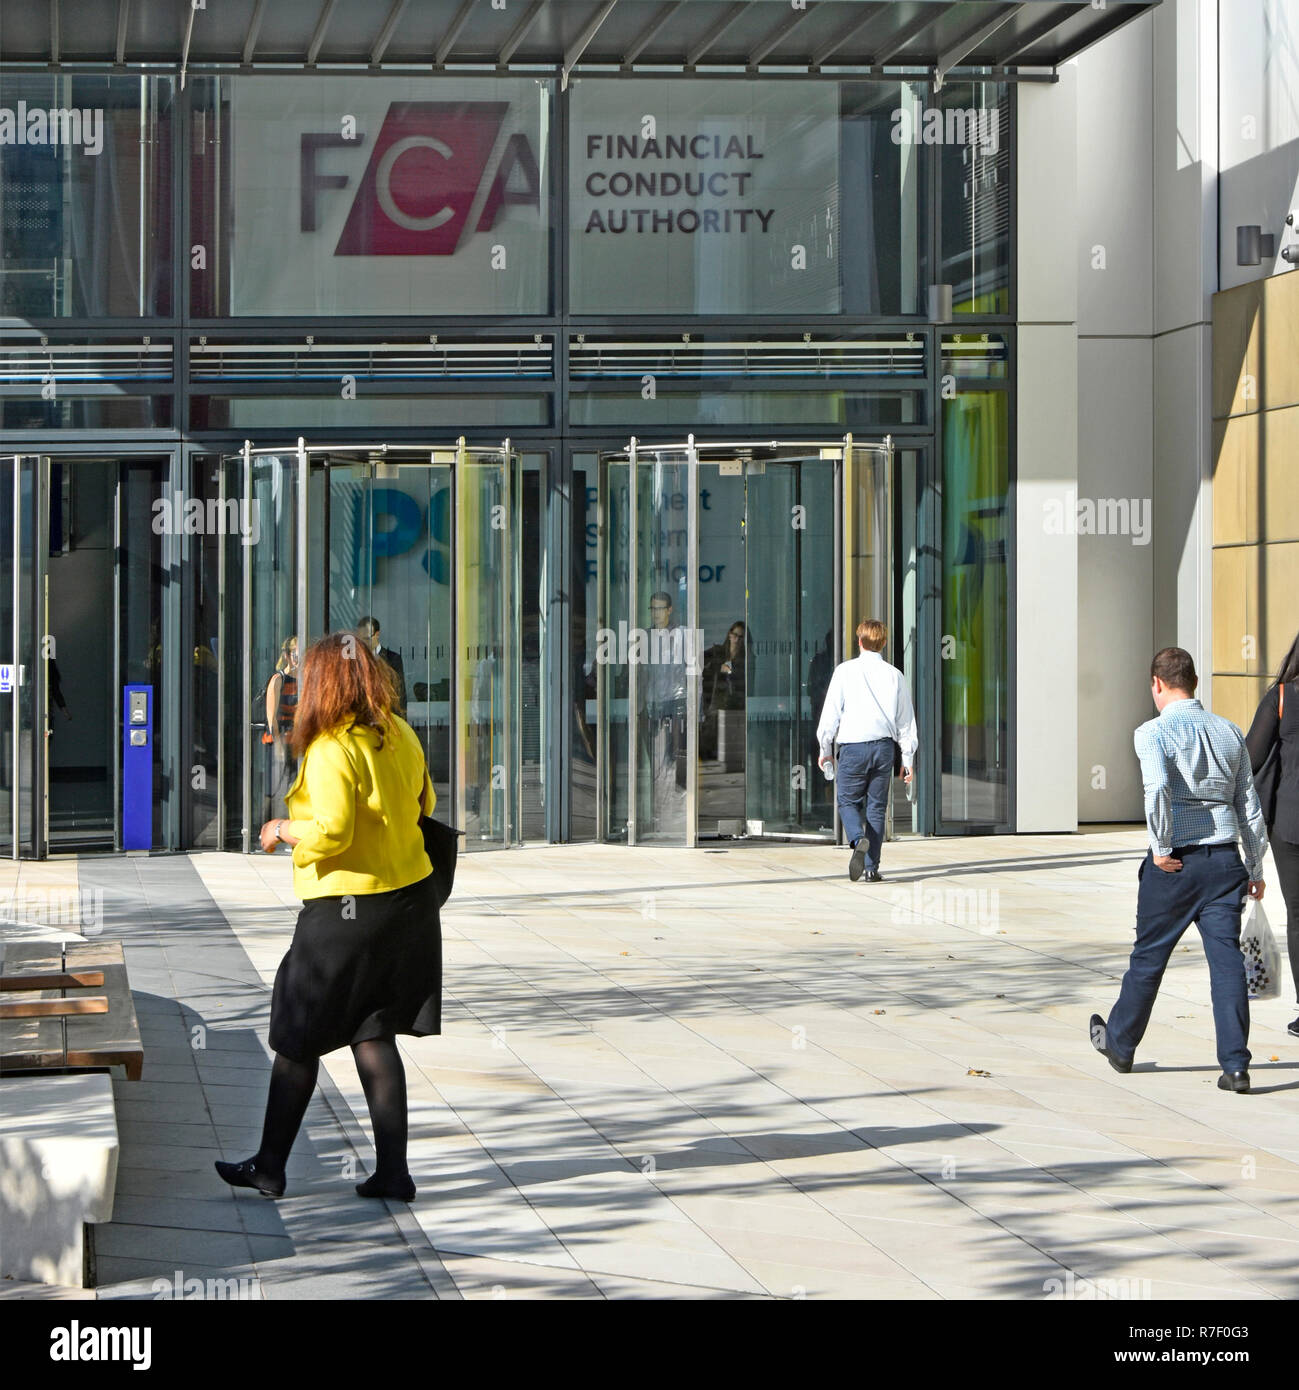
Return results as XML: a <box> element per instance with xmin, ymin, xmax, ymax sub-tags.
<box><xmin>967</xmin><ymin>1068</ymin><xmax>992</xmax><ymax>1077</ymax></box>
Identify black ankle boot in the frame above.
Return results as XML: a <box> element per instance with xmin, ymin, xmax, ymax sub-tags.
<box><xmin>215</xmin><ymin>1157</ymin><xmax>286</xmax><ymax>1198</ymax></box>
<box><xmin>356</xmin><ymin>1171</ymin><xmax>416</xmax><ymax>1201</ymax></box>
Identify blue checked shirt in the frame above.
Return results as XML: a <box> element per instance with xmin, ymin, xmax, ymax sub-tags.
<box><xmin>1133</xmin><ymin>698</ymin><xmax>1268</xmax><ymax>878</ymax></box>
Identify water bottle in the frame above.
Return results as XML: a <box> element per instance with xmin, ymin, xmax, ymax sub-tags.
<box><xmin>823</xmin><ymin>759</ymin><xmax>835</xmax><ymax>782</ymax></box>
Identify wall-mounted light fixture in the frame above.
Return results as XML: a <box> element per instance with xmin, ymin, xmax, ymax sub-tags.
<box><xmin>1237</xmin><ymin>225</ymin><xmax>1276</xmax><ymax>266</ymax></box>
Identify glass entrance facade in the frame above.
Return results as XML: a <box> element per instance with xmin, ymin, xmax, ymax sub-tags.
<box><xmin>1</xmin><ymin>66</ymin><xmax>1015</xmax><ymax>854</ymax></box>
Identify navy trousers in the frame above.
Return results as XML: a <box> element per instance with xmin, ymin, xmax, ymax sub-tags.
<box><xmin>1106</xmin><ymin>844</ymin><xmax>1251</xmax><ymax>1074</ymax></box>
<box><xmin>836</xmin><ymin>739</ymin><xmax>894</xmax><ymax>872</ymax></box>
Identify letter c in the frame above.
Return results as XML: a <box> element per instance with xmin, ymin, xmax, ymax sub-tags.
<box><xmin>376</xmin><ymin>136</ymin><xmax>455</xmax><ymax>231</ymax></box>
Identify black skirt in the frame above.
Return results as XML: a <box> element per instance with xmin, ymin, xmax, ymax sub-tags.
<box><xmin>268</xmin><ymin>872</ymin><xmax>442</xmax><ymax>1062</ymax></box>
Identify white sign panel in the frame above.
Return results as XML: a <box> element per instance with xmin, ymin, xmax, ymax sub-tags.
<box><xmin>569</xmin><ymin>79</ymin><xmax>841</xmax><ymax>315</ymax></box>
<box><xmin>229</xmin><ymin>77</ymin><xmax>550</xmax><ymax>316</ymax></box>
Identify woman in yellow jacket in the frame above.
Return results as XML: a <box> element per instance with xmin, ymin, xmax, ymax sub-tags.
<box><xmin>215</xmin><ymin>631</ymin><xmax>440</xmax><ymax>1202</ymax></box>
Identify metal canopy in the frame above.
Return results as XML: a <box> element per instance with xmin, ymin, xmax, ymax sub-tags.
<box><xmin>0</xmin><ymin>0</ymin><xmax>1158</xmax><ymax>78</ymax></box>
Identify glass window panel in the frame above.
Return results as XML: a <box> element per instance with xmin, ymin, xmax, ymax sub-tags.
<box><xmin>568</xmin><ymin>390</ymin><xmax>922</xmax><ymax>429</ymax></box>
<box><xmin>0</xmin><ymin>76</ymin><xmax>173</xmax><ymax>317</ymax></box>
<box><xmin>190</xmin><ymin>394</ymin><xmax>548</xmax><ymax>430</ymax></box>
<box><xmin>568</xmin><ymin>79</ymin><xmax>926</xmax><ymax>316</ymax></box>
<box><xmin>938</xmin><ymin>82</ymin><xmax>1011</xmax><ymax>315</ymax></box>
<box><xmin>1</xmin><ymin>398</ymin><xmax>173</xmax><ymax>430</ymax></box>
<box><xmin>192</xmin><ymin>76</ymin><xmax>553</xmax><ymax>317</ymax></box>
<box><xmin>941</xmin><ymin>388</ymin><xmax>1010</xmax><ymax>827</ymax></box>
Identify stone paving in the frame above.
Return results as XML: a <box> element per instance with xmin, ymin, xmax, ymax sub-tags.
<box><xmin>6</xmin><ymin>827</ymin><xmax>1299</xmax><ymax>1300</ymax></box>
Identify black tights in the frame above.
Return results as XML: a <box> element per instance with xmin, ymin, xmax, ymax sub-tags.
<box><xmin>253</xmin><ymin>1037</ymin><xmax>409</xmax><ymax>1182</ymax></box>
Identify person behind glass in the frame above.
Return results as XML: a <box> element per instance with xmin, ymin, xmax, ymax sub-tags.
<box><xmin>704</xmin><ymin>621</ymin><xmax>747</xmax><ymax>714</ymax></box>
<box><xmin>1090</xmin><ymin>647</ymin><xmax>1267</xmax><ymax>1093</ymax></box>
<box><xmin>262</xmin><ymin>636</ymin><xmax>299</xmax><ymax>823</ymax></box>
<box><xmin>644</xmin><ymin>589</ymin><xmax>688</xmax><ymax>789</ymax></box>
<box><xmin>1246</xmin><ymin>630</ymin><xmax>1299</xmax><ymax>1036</ymax></box>
<box><xmin>215</xmin><ymin>632</ymin><xmax>440</xmax><ymax>1201</ymax></box>
<box><xmin>358</xmin><ymin>616</ymin><xmax>407</xmax><ymax>714</ymax></box>
<box><xmin>816</xmin><ymin>619</ymin><xmax>917</xmax><ymax>882</ymax></box>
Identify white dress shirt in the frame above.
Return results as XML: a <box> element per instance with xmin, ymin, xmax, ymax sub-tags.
<box><xmin>816</xmin><ymin>650</ymin><xmax>919</xmax><ymax>769</ymax></box>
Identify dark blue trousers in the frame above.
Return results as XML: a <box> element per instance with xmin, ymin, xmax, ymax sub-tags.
<box><xmin>1106</xmin><ymin>844</ymin><xmax>1251</xmax><ymax>1074</ymax></box>
<box><xmin>836</xmin><ymin>739</ymin><xmax>894</xmax><ymax>872</ymax></box>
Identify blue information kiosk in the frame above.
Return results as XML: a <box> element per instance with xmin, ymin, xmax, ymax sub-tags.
<box><xmin>122</xmin><ymin>684</ymin><xmax>152</xmax><ymax>851</ymax></box>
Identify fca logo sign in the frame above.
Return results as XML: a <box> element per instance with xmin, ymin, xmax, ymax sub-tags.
<box><xmin>300</xmin><ymin>102</ymin><xmax>541</xmax><ymax>255</ymax></box>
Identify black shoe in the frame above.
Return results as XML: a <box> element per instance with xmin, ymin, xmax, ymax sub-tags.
<box><xmin>214</xmin><ymin>1157</ymin><xmax>285</xmax><ymax>1198</ymax></box>
<box><xmin>849</xmin><ymin>843</ymin><xmax>867</xmax><ymax>882</ymax></box>
<box><xmin>1088</xmin><ymin>1014</ymin><xmax>1132</xmax><ymax>1073</ymax></box>
<box><xmin>864</xmin><ymin>871</ymin><xmax>882</xmax><ymax>883</ymax></box>
<box><xmin>1217</xmin><ymin>1071</ymin><xmax>1250</xmax><ymax>1093</ymax></box>
<box><xmin>1288</xmin><ymin>1017</ymin><xmax>1299</xmax><ymax>1038</ymax></box>
<box><xmin>356</xmin><ymin>1172</ymin><xmax>416</xmax><ymax>1201</ymax></box>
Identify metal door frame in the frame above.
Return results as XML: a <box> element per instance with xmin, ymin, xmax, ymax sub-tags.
<box><xmin>3</xmin><ymin>455</ymin><xmax>42</xmax><ymax>859</ymax></box>
<box><xmin>233</xmin><ymin>438</ymin><xmax>521</xmax><ymax>853</ymax></box>
<box><xmin>595</xmin><ymin>434</ymin><xmax>894</xmax><ymax>848</ymax></box>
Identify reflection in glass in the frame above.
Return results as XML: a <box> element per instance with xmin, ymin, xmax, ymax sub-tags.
<box><xmin>0</xmin><ymin>76</ymin><xmax>173</xmax><ymax>317</ymax></box>
<box><xmin>248</xmin><ymin>456</ymin><xmax>299</xmax><ymax>832</ymax></box>
<box><xmin>742</xmin><ymin>460</ymin><xmax>837</xmax><ymax>836</ymax></box>
<box><xmin>939</xmin><ymin>81</ymin><xmax>1011</xmax><ymax>315</ymax></box>
<box><xmin>941</xmin><ymin>390</ymin><xmax>1010</xmax><ymax>826</ymax></box>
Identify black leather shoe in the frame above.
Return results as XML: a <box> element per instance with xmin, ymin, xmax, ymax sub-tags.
<box><xmin>1217</xmin><ymin>1071</ymin><xmax>1250</xmax><ymax>1093</ymax></box>
<box><xmin>356</xmin><ymin>1172</ymin><xmax>416</xmax><ymax>1201</ymax></box>
<box><xmin>1287</xmin><ymin>1017</ymin><xmax>1299</xmax><ymax>1038</ymax></box>
<box><xmin>849</xmin><ymin>844</ymin><xmax>867</xmax><ymax>882</ymax></box>
<box><xmin>1089</xmin><ymin>1014</ymin><xmax>1132</xmax><ymax>1073</ymax></box>
<box><xmin>864</xmin><ymin>871</ymin><xmax>882</xmax><ymax>883</ymax></box>
<box><xmin>214</xmin><ymin>1158</ymin><xmax>285</xmax><ymax>1198</ymax></box>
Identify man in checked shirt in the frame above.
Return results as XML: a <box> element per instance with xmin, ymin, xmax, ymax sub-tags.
<box><xmin>1091</xmin><ymin>648</ymin><xmax>1268</xmax><ymax>1093</ymax></box>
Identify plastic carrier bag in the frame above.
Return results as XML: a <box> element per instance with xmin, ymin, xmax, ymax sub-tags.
<box><xmin>1240</xmin><ymin>899</ymin><xmax>1282</xmax><ymax>1002</ymax></box>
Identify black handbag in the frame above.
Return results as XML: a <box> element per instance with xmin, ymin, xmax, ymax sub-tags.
<box><xmin>1254</xmin><ymin>682</ymin><xmax>1287</xmax><ymax>828</ymax></box>
<box><xmin>420</xmin><ymin>816</ymin><xmax>464</xmax><ymax>908</ymax></box>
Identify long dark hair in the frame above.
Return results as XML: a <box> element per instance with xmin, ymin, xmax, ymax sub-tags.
<box><xmin>290</xmin><ymin>632</ymin><xmax>397</xmax><ymax>759</ymax></box>
<box><xmin>1273</xmin><ymin>631</ymin><xmax>1299</xmax><ymax>690</ymax></box>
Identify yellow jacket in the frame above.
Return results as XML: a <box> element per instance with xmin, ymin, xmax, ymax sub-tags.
<box><xmin>283</xmin><ymin>716</ymin><xmax>435</xmax><ymax>900</ymax></box>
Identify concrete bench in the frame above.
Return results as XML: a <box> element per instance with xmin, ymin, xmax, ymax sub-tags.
<box><xmin>0</xmin><ymin>939</ymin><xmax>143</xmax><ymax>1288</ymax></box>
<box><xmin>0</xmin><ymin>1072</ymin><xmax>119</xmax><ymax>1288</ymax></box>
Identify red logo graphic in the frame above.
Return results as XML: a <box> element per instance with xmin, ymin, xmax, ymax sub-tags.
<box><xmin>335</xmin><ymin>102</ymin><xmax>508</xmax><ymax>256</ymax></box>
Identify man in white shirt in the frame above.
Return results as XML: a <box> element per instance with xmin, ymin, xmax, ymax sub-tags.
<box><xmin>817</xmin><ymin>619</ymin><xmax>918</xmax><ymax>882</ymax></box>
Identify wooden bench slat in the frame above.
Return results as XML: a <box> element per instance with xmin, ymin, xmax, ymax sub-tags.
<box><xmin>0</xmin><ymin>971</ymin><xmax>105</xmax><ymax>990</ymax></box>
<box><xmin>0</xmin><ymin>997</ymin><xmax>109</xmax><ymax>1020</ymax></box>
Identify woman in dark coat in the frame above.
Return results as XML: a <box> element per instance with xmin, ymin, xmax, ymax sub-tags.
<box><xmin>1246</xmin><ymin>632</ymin><xmax>1299</xmax><ymax>1034</ymax></box>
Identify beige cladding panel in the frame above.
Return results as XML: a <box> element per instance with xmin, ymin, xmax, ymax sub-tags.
<box><xmin>1211</xmin><ymin>281</ymin><xmax>1261</xmax><ymax>421</ymax></box>
<box><xmin>1211</xmin><ymin>545</ymin><xmax>1249</xmax><ymax>676</ymax></box>
<box><xmin>1212</xmin><ymin>673</ymin><xmax>1270</xmax><ymax>734</ymax></box>
<box><xmin>1263</xmin><ymin>271</ymin><xmax>1299</xmax><ymax>415</ymax></box>
<box><xmin>1211</xmin><ymin>415</ymin><xmax>1251</xmax><ymax>547</ymax></box>
<box><xmin>1262</xmin><ymin>406</ymin><xmax>1299</xmax><ymax>544</ymax></box>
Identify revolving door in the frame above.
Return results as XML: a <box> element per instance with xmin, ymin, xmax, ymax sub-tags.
<box><xmin>595</xmin><ymin>436</ymin><xmax>892</xmax><ymax>846</ymax></box>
